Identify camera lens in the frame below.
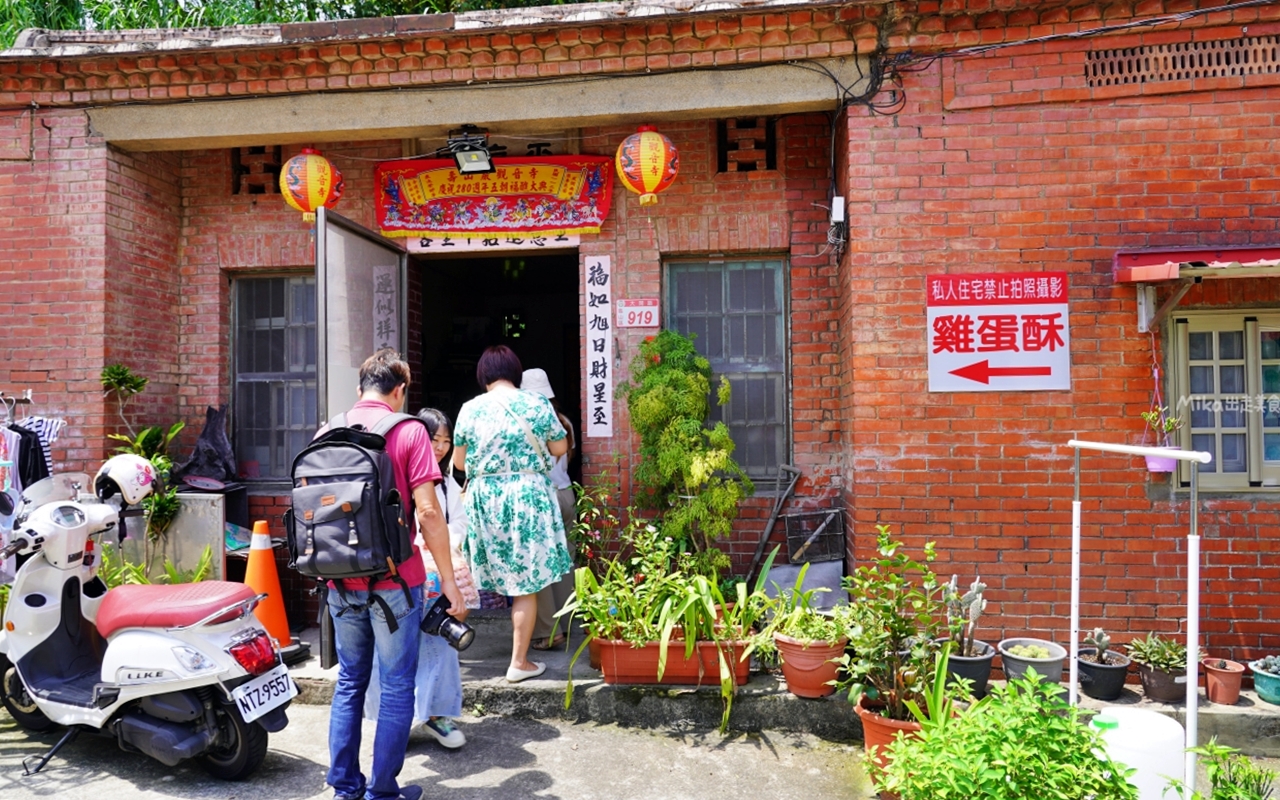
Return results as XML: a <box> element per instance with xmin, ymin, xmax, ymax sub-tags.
<box><xmin>440</xmin><ymin>618</ymin><xmax>475</xmax><ymax>651</ymax></box>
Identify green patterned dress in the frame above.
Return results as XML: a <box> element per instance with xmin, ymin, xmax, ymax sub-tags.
<box><xmin>454</xmin><ymin>387</ymin><xmax>572</xmax><ymax>596</ymax></box>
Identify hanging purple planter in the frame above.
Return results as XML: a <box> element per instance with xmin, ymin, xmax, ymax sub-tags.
<box><xmin>1145</xmin><ymin>449</ymin><xmax>1179</xmax><ymax>473</ymax></box>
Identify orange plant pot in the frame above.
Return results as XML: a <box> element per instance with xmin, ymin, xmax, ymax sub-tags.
<box><xmin>854</xmin><ymin>696</ymin><xmax>922</xmax><ymax>771</ymax></box>
<box><xmin>1202</xmin><ymin>657</ymin><xmax>1244</xmax><ymax>705</ymax></box>
<box><xmin>597</xmin><ymin>639</ymin><xmax>750</xmax><ymax>686</ymax></box>
<box><xmin>774</xmin><ymin>633</ymin><xmax>847</xmax><ymax>698</ymax></box>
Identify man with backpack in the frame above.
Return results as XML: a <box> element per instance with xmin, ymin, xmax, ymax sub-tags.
<box><xmin>307</xmin><ymin>349</ymin><xmax>464</xmax><ymax>800</ymax></box>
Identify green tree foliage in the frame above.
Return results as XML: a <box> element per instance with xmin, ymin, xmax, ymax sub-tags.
<box><xmin>620</xmin><ymin>331</ymin><xmax>752</xmax><ymax>572</ymax></box>
<box><xmin>3</xmin><ymin>0</ymin><xmax>587</xmax><ymax>50</ymax></box>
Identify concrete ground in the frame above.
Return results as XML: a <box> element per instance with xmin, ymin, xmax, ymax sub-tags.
<box><xmin>0</xmin><ymin>705</ymin><xmax>875</xmax><ymax>800</ymax></box>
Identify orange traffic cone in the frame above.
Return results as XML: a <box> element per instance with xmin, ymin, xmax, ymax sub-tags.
<box><xmin>244</xmin><ymin>520</ymin><xmax>293</xmax><ymax>649</ymax></box>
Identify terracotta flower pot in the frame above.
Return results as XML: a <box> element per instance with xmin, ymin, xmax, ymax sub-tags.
<box><xmin>1202</xmin><ymin>658</ymin><xmax>1244</xmax><ymax>705</ymax></box>
<box><xmin>854</xmin><ymin>696</ymin><xmax>922</xmax><ymax>771</ymax></box>
<box><xmin>596</xmin><ymin>639</ymin><xmax>750</xmax><ymax>686</ymax></box>
<box><xmin>774</xmin><ymin>633</ymin><xmax>847</xmax><ymax>698</ymax></box>
<box><xmin>588</xmin><ymin>637</ymin><xmax>602</xmax><ymax>671</ymax></box>
<box><xmin>1137</xmin><ymin>663</ymin><xmax>1187</xmax><ymax>703</ymax></box>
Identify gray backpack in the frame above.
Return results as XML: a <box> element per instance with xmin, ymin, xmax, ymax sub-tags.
<box><xmin>286</xmin><ymin>412</ymin><xmax>421</xmax><ymax>583</ymax></box>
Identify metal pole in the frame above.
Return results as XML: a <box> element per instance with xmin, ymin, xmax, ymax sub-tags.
<box><xmin>1185</xmin><ymin>464</ymin><xmax>1200</xmax><ymax>793</ymax></box>
<box><xmin>1070</xmin><ymin>446</ymin><xmax>1081</xmax><ymax>707</ymax></box>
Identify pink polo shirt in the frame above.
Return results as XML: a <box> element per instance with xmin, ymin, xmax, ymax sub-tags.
<box><xmin>324</xmin><ymin>399</ymin><xmax>439</xmax><ymax>591</ymax></box>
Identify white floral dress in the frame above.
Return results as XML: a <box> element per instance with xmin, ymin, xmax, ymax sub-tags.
<box><xmin>454</xmin><ymin>388</ymin><xmax>572</xmax><ymax>596</ymax></box>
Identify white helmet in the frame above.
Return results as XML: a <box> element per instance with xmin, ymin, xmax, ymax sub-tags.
<box><xmin>94</xmin><ymin>454</ymin><xmax>158</xmax><ymax>506</ymax></box>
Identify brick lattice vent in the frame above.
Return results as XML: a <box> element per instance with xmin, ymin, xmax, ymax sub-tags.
<box><xmin>717</xmin><ymin>117</ymin><xmax>776</xmax><ymax>173</ymax></box>
<box><xmin>231</xmin><ymin>145</ymin><xmax>282</xmax><ymax>195</ymax></box>
<box><xmin>1086</xmin><ymin>35</ymin><xmax>1280</xmax><ymax>87</ymax></box>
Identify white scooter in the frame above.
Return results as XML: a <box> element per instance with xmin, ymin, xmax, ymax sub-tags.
<box><xmin>0</xmin><ymin>455</ymin><xmax>296</xmax><ymax>779</ymax></box>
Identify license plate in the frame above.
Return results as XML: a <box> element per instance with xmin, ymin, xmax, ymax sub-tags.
<box><xmin>231</xmin><ymin>664</ymin><xmax>297</xmax><ymax>723</ymax></box>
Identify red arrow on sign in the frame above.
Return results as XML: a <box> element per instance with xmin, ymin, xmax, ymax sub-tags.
<box><xmin>949</xmin><ymin>360</ymin><xmax>1052</xmax><ymax>385</ymax></box>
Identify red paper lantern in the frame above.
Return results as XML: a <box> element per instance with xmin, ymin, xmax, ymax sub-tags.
<box><xmin>615</xmin><ymin>125</ymin><xmax>679</xmax><ymax>206</ymax></box>
<box><xmin>279</xmin><ymin>147</ymin><xmax>344</xmax><ymax>221</ymax></box>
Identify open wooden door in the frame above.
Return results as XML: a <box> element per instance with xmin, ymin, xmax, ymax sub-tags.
<box><xmin>315</xmin><ymin>206</ymin><xmax>408</xmax><ymax>424</ymax></box>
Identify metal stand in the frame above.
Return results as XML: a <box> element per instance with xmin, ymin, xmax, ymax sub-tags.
<box><xmin>1066</xmin><ymin>439</ymin><xmax>1211</xmax><ymax>796</ymax></box>
<box><xmin>22</xmin><ymin>726</ymin><xmax>79</xmax><ymax>775</ymax></box>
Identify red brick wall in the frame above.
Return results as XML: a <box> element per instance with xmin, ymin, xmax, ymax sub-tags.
<box><xmin>578</xmin><ymin>115</ymin><xmax>843</xmax><ymax>573</ymax></box>
<box><xmin>105</xmin><ymin>147</ymin><xmax>182</xmax><ymax>438</ymax></box>
<box><xmin>0</xmin><ymin>110</ymin><xmax>108</xmax><ymax>473</ymax></box>
<box><xmin>841</xmin><ymin>22</ymin><xmax>1280</xmax><ymax>661</ymax></box>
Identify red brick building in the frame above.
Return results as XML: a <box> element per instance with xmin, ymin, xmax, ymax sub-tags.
<box><xmin>1</xmin><ymin>0</ymin><xmax>1278</xmax><ymax>658</ymax></box>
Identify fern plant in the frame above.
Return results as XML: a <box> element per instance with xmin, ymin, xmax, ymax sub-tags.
<box><xmin>619</xmin><ymin>330</ymin><xmax>753</xmax><ymax>573</ymax></box>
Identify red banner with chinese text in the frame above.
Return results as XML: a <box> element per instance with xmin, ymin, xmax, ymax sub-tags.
<box><xmin>375</xmin><ymin>155</ymin><xmax>613</xmax><ymax>238</ymax></box>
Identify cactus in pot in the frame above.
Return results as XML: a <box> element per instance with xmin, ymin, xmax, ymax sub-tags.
<box><xmin>941</xmin><ymin>574</ymin><xmax>995</xmax><ymax>698</ymax></box>
<box><xmin>1077</xmin><ymin>627</ymin><xmax>1131</xmax><ymax>701</ymax></box>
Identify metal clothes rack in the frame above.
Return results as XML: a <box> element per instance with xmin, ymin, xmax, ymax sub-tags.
<box><xmin>0</xmin><ymin>390</ymin><xmax>34</xmax><ymax>491</ymax></box>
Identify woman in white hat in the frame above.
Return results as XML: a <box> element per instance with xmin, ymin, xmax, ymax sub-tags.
<box><xmin>520</xmin><ymin>368</ymin><xmax>577</xmax><ymax>651</ymax></box>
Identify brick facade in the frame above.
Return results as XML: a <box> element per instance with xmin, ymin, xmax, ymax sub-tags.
<box><xmin>2</xmin><ymin>0</ymin><xmax>1279</xmax><ymax>660</ymax></box>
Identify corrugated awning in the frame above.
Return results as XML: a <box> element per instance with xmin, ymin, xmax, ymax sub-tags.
<box><xmin>1113</xmin><ymin>246</ymin><xmax>1280</xmax><ymax>283</ymax></box>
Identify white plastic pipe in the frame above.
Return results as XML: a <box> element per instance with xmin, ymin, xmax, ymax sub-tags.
<box><xmin>1065</xmin><ymin>439</ymin><xmax>1213</xmax><ymax>798</ymax></box>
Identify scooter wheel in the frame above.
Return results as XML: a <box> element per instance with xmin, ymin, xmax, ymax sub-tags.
<box><xmin>0</xmin><ymin>655</ymin><xmax>57</xmax><ymax>733</ymax></box>
<box><xmin>198</xmin><ymin>705</ymin><xmax>268</xmax><ymax>781</ymax></box>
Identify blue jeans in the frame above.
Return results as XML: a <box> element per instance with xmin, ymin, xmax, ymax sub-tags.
<box><xmin>327</xmin><ymin>583</ymin><xmax>423</xmax><ymax>800</ymax></box>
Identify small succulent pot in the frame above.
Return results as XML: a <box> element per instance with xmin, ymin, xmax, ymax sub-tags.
<box><xmin>1077</xmin><ymin>647</ymin><xmax>1132</xmax><ymax>701</ymax></box>
<box><xmin>1137</xmin><ymin>664</ymin><xmax>1188</xmax><ymax>703</ymax></box>
<box><xmin>1202</xmin><ymin>658</ymin><xmax>1244</xmax><ymax>705</ymax></box>
<box><xmin>998</xmin><ymin>637</ymin><xmax>1067</xmax><ymax>685</ymax></box>
<box><xmin>1250</xmin><ymin>665</ymin><xmax>1280</xmax><ymax>706</ymax></box>
<box><xmin>939</xmin><ymin>638</ymin><xmax>995</xmax><ymax>699</ymax></box>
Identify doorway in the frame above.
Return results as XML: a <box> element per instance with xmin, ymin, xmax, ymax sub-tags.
<box><xmin>414</xmin><ymin>253</ymin><xmax>581</xmax><ymax>482</ymax></box>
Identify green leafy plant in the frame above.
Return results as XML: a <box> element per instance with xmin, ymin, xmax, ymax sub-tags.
<box><xmin>569</xmin><ymin>475</ymin><xmax>625</xmax><ymax>578</ymax></box>
<box><xmin>0</xmin><ymin>583</ymin><xmax>8</xmax><ymax>619</ymax></box>
<box><xmin>98</xmin><ymin>542</ymin><xmax>213</xmax><ymax>588</ymax></box>
<box><xmin>1166</xmin><ymin>738</ymin><xmax>1276</xmax><ymax>800</ymax></box>
<box><xmin>557</xmin><ymin>513</ymin><xmax>777</xmax><ymax>732</ymax></box>
<box><xmin>101</xmin><ymin>363</ymin><xmax>150</xmax><ymax>439</ymax></box>
<box><xmin>875</xmin><ymin>662</ymin><xmax>1140</xmax><ymax>800</ymax></box>
<box><xmin>619</xmin><ymin>330</ymin><xmax>753</xmax><ymax>570</ymax></box>
<box><xmin>835</xmin><ymin>524</ymin><xmax>944</xmax><ymax>722</ymax></box>
<box><xmin>1128</xmin><ymin>633</ymin><xmax>1188</xmax><ymax>674</ymax></box>
<box><xmin>1141</xmin><ymin>406</ymin><xmax>1184</xmax><ymax>445</ymax></box>
<box><xmin>942</xmin><ymin>573</ymin><xmax>987</xmax><ymax>657</ymax></box>
<box><xmin>749</xmin><ymin>561</ymin><xmax>850</xmax><ymax>661</ymax></box>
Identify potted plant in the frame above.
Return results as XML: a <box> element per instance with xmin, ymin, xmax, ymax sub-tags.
<box><xmin>1077</xmin><ymin>627</ymin><xmax>1131</xmax><ymax>701</ymax></box>
<box><xmin>1128</xmin><ymin>633</ymin><xmax>1188</xmax><ymax>703</ymax></box>
<box><xmin>997</xmin><ymin>637</ymin><xmax>1068</xmax><ymax>684</ymax></box>
<box><xmin>751</xmin><ymin>562</ymin><xmax>849</xmax><ymax>699</ymax></box>
<box><xmin>1165</xmin><ymin>738</ymin><xmax>1277</xmax><ymax>800</ymax></box>
<box><xmin>1201</xmin><ymin>657</ymin><xmax>1245</xmax><ymax>705</ymax></box>
<box><xmin>1247</xmin><ymin>655</ymin><xmax>1280</xmax><ymax>706</ymax></box>
<box><xmin>835</xmin><ymin>525</ymin><xmax>944</xmax><ymax>766</ymax></box>
<box><xmin>1139</xmin><ymin>406</ymin><xmax>1183</xmax><ymax>473</ymax></box>
<box><xmin>940</xmin><ymin>573</ymin><xmax>994</xmax><ymax>698</ymax></box>
<box><xmin>874</xmin><ymin>649</ymin><xmax>1139</xmax><ymax>800</ymax></box>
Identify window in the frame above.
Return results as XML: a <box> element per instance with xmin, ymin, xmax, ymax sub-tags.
<box><xmin>233</xmin><ymin>276</ymin><xmax>317</xmax><ymax>480</ymax></box>
<box><xmin>667</xmin><ymin>259</ymin><xmax>788</xmax><ymax>479</ymax></box>
<box><xmin>1171</xmin><ymin>312</ymin><xmax>1280</xmax><ymax>489</ymax></box>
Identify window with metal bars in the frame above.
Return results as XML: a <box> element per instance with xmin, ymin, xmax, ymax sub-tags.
<box><xmin>1170</xmin><ymin>312</ymin><xmax>1280</xmax><ymax>490</ymax></box>
<box><xmin>232</xmin><ymin>276</ymin><xmax>317</xmax><ymax>480</ymax></box>
<box><xmin>666</xmin><ymin>259</ymin><xmax>788</xmax><ymax>479</ymax></box>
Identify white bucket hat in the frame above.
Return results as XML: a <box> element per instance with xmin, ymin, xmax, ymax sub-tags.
<box><xmin>522</xmin><ymin>368</ymin><xmax>555</xmax><ymax>399</ymax></box>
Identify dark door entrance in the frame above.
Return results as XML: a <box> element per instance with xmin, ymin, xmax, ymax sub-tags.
<box><xmin>414</xmin><ymin>253</ymin><xmax>581</xmax><ymax>481</ymax></box>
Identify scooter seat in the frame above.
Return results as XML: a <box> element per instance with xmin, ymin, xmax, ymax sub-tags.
<box><xmin>97</xmin><ymin>581</ymin><xmax>259</xmax><ymax>639</ymax></box>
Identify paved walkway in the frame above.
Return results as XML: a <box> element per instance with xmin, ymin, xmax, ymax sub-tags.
<box><xmin>288</xmin><ymin>610</ymin><xmax>1280</xmax><ymax>758</ymax></box>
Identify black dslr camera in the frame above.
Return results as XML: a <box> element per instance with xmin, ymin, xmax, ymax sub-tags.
<box><xmin>420</xmin><ymin>594</ymin><xmax>475</xmax><ymax>652</ymax></box>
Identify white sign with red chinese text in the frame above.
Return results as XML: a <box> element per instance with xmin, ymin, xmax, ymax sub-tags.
<box><xmin>927</xmin><ymin>272</ymin><xmax>1070</xmax><ymax>392</ymax></box>
<box><xmin>406</xmin><ymin>233</ymin><xmax>579</xmax><ymax>253</ymax></box>
<box><xmin>585</xmin><ymin>256</ymin><xmax>613</xmax><ymax>437</ymax></box>
<box><xmin>616</xmin><ymin>299</ymin><xmax>659</xmax><ymax>328</ymax></box>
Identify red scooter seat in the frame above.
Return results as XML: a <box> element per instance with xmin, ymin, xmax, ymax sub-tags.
<box><xmin>97</xmin><ymin>581</ymin><xmax>259</xmax><ymax>639</ymax></box>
